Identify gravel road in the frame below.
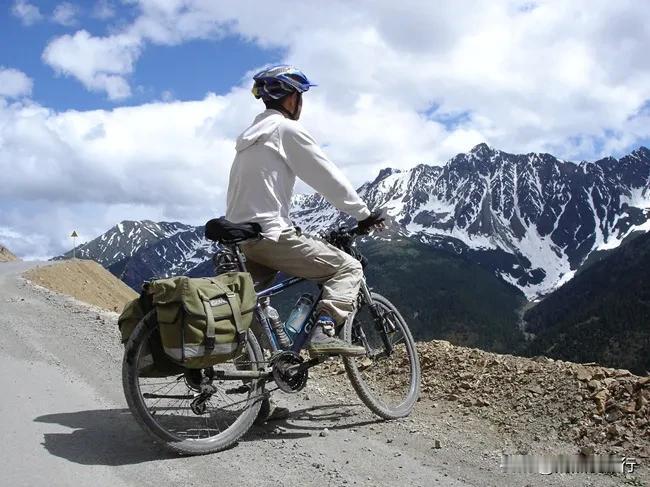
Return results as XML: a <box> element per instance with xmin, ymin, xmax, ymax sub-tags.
<box><xmin>0</xmin><ymin>262</ymin><xmax>644</xmax><ymax>486</ymax></box>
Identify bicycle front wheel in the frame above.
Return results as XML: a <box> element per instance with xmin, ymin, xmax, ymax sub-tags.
<box><xmin>343</xmin><ymin>292</ymin><xmax>421</xmax><ymax>419</ymax></box>
<box><xmin>122</xmin><ymin>311</ymin><xmax>265</xmax><ymax>455</ymax></box>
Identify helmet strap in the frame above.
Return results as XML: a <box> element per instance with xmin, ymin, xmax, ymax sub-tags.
<box><xmin>274</xmin><ymin>92</ymin><xmax>301</xmax><ymax>120</ymax></box>
<box><xmin>275</xmin><ymin>104</ymin><xmax>295</xmax><ymax>120</ymax></box>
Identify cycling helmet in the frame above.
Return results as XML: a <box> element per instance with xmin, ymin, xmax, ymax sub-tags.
<box><xmin>252</xmin><ymin>65</ymin><xmax>316</xmax><ymax>101</ymax></box>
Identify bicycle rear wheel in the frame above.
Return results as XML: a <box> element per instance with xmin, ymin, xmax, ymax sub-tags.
<box><xmin>122</xmin><ymin>311</ymin><xmax>265</xmax><ymax>455</ymax></box>
<box><xmin>343</xmin><ymin>292</ymin><xmax>420</xmax><ymax>419</ymax></box>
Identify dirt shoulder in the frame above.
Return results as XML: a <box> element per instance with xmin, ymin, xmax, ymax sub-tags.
<box><xmin>0</xmin><ymin>244</ymin><xmax>19</xmax><ymax>262</ymax></box>
<box><xmin>23</xmin><ymin>258</ymin><xmax>137</xmax><ymax>312</ymax></box>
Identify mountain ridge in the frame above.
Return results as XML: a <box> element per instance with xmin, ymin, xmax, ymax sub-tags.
<box><xmin>56</xmin><ymin>144</ymin><xmax>650</xmax><ymax>300</ymax></box>
<box><xmin>292</xmin><ymin>144</ymin><xmax>650</xmax><ymax>297</ymax></box>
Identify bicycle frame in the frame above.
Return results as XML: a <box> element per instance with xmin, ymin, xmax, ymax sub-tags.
<box><xmin>223</xmin><ymin>242</ymin><xmax>323</xmax><ymax>354</ymax></box>
<box><xmin>218</xmin><ymin>229</ymin><xmax>383</xmax><ymax>358</ymax></box>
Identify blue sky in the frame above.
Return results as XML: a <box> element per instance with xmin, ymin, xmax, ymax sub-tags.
<box><xmin>1</xmin><ymin>0</ymin><xmax>650</xmax><ymax>259</ymax></box>
<box><xmin>0</xmin><ymin>1</ymin><xmax>283</xmax><ymax>110</ymax></box>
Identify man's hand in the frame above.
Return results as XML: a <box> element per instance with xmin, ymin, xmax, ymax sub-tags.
<box><xmin>357</xmin><ymin>209</ymin><xmax>386</xmax><ymax>234</ymax></box>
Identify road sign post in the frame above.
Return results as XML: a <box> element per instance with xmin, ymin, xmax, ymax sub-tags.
<box><xmin>70</xmin><ymin>231</ymin><xmax>78</xmax><ymax>259</ymax></box>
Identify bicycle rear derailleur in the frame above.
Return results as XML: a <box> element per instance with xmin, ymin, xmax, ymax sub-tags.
<box><xmin>184</xmin><ymin>368</ymin><xmax>218</xmax><ymax>415</ymax></box>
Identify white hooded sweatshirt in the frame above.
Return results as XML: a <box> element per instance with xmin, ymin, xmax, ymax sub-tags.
<box><xmin>226</xmin><ymin>109</ymin><xmax>370</xmax><ymax>241</ymax></box>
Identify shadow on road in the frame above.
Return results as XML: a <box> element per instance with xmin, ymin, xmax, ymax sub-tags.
<box><xmin>35</xmin><ymin>402</ymin><xmax>385</xmax><ymax>465</ymax></box>
<box><xmin>247</xmin><ymin>402</ymin><xmax>385</xmax><ymax>439</ymax></box>
<box><xmin>34</xmin><ymin>408</ymin><xmax>176</xmax><ymax>466</ymax></box>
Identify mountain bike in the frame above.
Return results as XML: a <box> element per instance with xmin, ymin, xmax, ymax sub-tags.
<box><xmin>122</xmin><ymin>219</ymin><xmax>421</xmax><ymax>455</ymax></box>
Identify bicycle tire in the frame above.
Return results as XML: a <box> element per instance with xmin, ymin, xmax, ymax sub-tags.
<box><xmin>343</xmin><ymin>292</ymin><xmax>421</xmax><ymax>419</ymax></box>
<box><xmin>122</xmin><ymin>311</ymin><xmax>264</xmax><ymax>455</ymax></box>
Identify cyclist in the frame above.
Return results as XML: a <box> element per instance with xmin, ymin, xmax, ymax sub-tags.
<box><xmin>225</xmin><ymin>65</ymin><xmax>384</xmax><ymax>362</ymax></box>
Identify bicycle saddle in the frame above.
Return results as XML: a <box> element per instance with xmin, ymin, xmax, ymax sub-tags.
<box><xmin>205</xmin><ymin>217</ymin><xmax>262</xmax><ymax>243</ymax></box>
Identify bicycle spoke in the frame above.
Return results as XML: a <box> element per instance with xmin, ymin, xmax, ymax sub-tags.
<box><xmin>343</xmin><ymin>293</ymin><xmax>420</xmax><ymax>418</ymax></box>
<box><xmin>124</xmin><ymin>319</ymin><xmax>264</xmax><ymax>453</ymax></box>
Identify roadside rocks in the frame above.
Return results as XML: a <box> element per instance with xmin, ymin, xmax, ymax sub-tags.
<box><xmin>412</xmin><ymin>340</ymin><xmax>650</xmax><ymax>458</ymax></box>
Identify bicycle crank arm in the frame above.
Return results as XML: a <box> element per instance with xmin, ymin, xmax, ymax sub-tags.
<box><xmin>291</xmin><ymin>357</ymin><xmax>324</xmax><ymax>374</ymax></box>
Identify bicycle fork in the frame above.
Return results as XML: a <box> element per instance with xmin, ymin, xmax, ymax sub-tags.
<box><xmin>358</xmin><ymin>281</ymin><xmax>395</xmax><ymax>356</ymax></box>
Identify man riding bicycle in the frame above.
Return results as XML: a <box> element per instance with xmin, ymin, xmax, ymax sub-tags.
<box><xmin>120</xmin><ymin>71</ymin><xmax>413</xmax><ymax>442</ymax></box>
<box><xmin>225</xmin><ymin>65</ymin><xmax>384</xmax><ymax>361</ymax></box>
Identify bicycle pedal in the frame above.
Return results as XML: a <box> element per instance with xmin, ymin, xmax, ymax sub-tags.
<box><xmin>358</xmin><ymin>357</ymin><xmax>373</xmax><ymax>370</ymax></box>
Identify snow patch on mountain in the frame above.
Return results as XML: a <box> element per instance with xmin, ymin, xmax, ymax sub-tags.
<box><xmin>624</xmin><ymin>186</ymin><xmax>650</xmax><ymax>210</ymax></box>
<box><xmin>512</xmin><ymin>227</ymin><xmax>571</xmax><ymax>296</ymax></box>
<box><xmin>406</xmin><ymin>223</ymin><xmax>497</xmax><ymax>251</ymax></box>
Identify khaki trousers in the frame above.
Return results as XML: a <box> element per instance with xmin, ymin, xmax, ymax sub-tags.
<box><xmin>240</xmin><ymin>228</ymin><xmax>364</xmax><ymax>324</ymax></box>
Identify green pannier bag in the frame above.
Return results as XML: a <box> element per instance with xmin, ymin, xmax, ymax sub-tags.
<box><xmin>118</xmin><ymin>296</ymin><xmax>147</xmax><ymax>344</ymax></box>
<box><xmin>118</xmin><ymin>292</ymin><xmax>185</xmax><ymax>377</ymax></box>
<box><xmin>148</xmin><ymin>272</ymin><xmax>257</xmax><ymax>369</ymax></box>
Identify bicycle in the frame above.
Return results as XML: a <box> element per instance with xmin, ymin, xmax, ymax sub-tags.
<box><xmin>122</xmin><ymin>219</ymin><xmax>421</xmax><ymax>455</ymax></box>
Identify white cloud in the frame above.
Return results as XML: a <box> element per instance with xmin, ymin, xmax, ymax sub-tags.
<box><xmin>11</xmin><ymin>0</ymin><xmax>42</xmax><ymax>25</ymax></box>
<box><xmin>0</xmin><ymin>67</ymin><xmax>33</xmax><ymax>98</ymax></box>
<box><xmin>0</xmin><ymin>91</ymin><xmax>259</xmax><ymax>257</ymax></box>
<box><xmin>52</xmin><ymin>2</ymin><xmax>79</xmax><ymax>26</ymax></box>
<box><xmin>40</xmin><ymin>1</ymin><xmax>650</xmax><ymax>158</ymax></box>
<box><xmin>8</xmin><ymin>0</ymin><xmax>650</xmax><ymax>258</ymax></box>
<box><xmin>160</xmin><ymin>90</ymin><xmax>174</xmax><ymax>102</ymax></box>
<box><xmin>43</xmin><ymin>30</ymin><xmax>141</xmax><ymax>100</ymax></box>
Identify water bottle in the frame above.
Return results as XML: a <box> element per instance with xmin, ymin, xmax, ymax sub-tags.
<box><xmin>284</xmin><ymin>294</ymin><xmax>314</xmax><ymax>342</ymax></box>
<box><xmin>260</xmin><ymin>299</ymin><xmax>291</xmax><ymax>348</ymax></box>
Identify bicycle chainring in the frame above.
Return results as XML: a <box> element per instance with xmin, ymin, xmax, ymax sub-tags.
<box><xmin>271</xmin><ymin>351</ymin><xmax>308</xmax><ymax>393</ymax></box>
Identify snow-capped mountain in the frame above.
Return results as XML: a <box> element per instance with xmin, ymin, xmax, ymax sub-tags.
<box><xmin>292</xmin><ymin>144</ymin><xmax>650</xmax><ymax>297</ymax></box>
<box><xmin>55</xmin><ymin>220</ymin><xmax>217</xmax><ymax>289</ymax></box>
<box><xmin>56</xmin><ymin>220</ymin><xmax>193</xmax><ymax>267</ymax></box>
<box><xmin>108</xmin><ymin>226</ymin><xmax>218</xmax><ymax>290</ymax></box>
<box><xmin>58</xmin><ymin>145</ymin><xmax>650</xmax><ymax>298</ymax></box>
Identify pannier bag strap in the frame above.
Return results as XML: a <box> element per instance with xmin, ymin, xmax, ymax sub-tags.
<box><xmin>198</xmin><ymin>281</ymin><xmax>246</xmax><ymax>351</ymax></box>
<box><xmin>198</xmin><ymin>289</ymin><xmax>218</xmax><ymax>351</ymax></box>
<box><xmin>224</xmin><ymin>291</ymin><xmax>247</xmax><ymax>348</ymax></box>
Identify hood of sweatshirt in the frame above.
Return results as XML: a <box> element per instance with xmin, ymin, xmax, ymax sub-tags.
<box><xmin>235</xmin><ymin>109</ymin><xmax>285</xmax><ymax>152</ymax></box>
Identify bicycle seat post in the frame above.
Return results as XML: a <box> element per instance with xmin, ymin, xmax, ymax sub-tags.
<box><xmin>231</xmin><ymin>243</ymin><xmax>248</xmax><ymax>272</ymax></box>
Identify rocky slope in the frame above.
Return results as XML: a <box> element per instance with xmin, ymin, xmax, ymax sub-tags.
<box><xmin>333</xmin><ymin>339</ymin><xmax>650</xmax><ymax>460</ymax></box>
<box><xmin>427</xmin><ymin>341</ymin><xmax>650</xmax><ymax>459</ymax></box>
<box><xmin>0</xmin><ymin>243</ymin><xmax>19</xmax><ymax>262</ymax></box>
<box><xmin>24</xmin><ymin>259</ymin><xmax>137</xmax><ymax>312</ymax></box>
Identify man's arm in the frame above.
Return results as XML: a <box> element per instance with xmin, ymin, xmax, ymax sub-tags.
<box><xmin>279</xmin><ymin>121</ymin><xmax>371</xmax><ymax>221</ymax></box>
